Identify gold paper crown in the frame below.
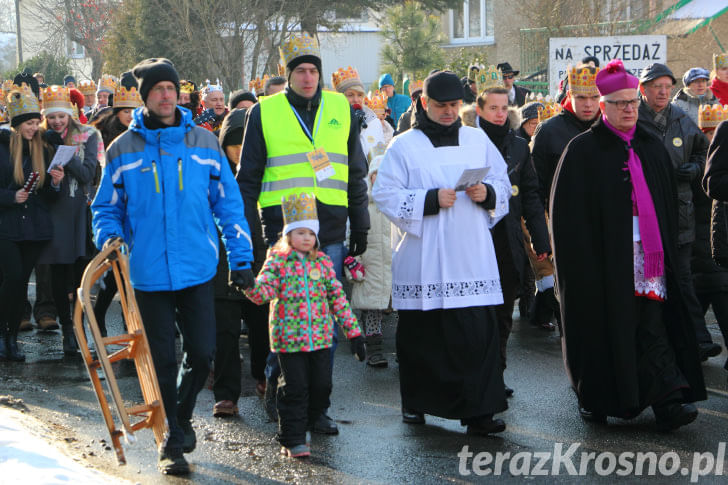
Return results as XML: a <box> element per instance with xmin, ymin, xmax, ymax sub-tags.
<box><xmin>41</xmin><ymin>85</ymin><xmax>73</xmax><ymax>111</ymax></box>
<box><xmin>699</xmin><ymin>104</ymin><xmax>728</xmax><ymax>130</ymax></box>
<box><xmin>409</xmin><ymin>80</ymin><xmax>424</xmax><ymax>95</ymax></box>
<box><xmin>280</xmin><ymin>33</ymin><xmax>320</xmax><ymax>69</ymax></box>
<box><xmin>78</xmin><ymin>80</ymin><xmax>96</xmax><ymax>96</ymax></box>
<box><xmin>282</xmin><ymin>193</ymin><xmax>318</xmax><ymax>226</ymax></box>
<box><xmin>714</xmin><ymin>53</ymin><xmax>728</xmax><ymax>71</ymax></box>
<box><xmin>248</xmin><ymin>75</ymin><xmax>269</xmax><ymax>95</ymax></box>
<box><xmin>1</xmin><ymin>80</ymin><xmax>14</xmax><ymax>104</ymax></box>
<box><xmin>180</xmin><ymin>81</ymin><xmax>196</xmax><ymax>94</ymax></box>
<box><xmin>568</xmin><ymin>66</ymin><xmax>600</xmax><ymax>97</ymax></box>
<box><xmin>114</xmin><ymin>86</ymin><xmax>143</xmax><ymax>109</ymax></box>
<box><xmin>475</xmin><ymin>65</ymin><xmax>504</xmax><ymax>93</ymax></box>
<box><xmin>331</xmin><ymin>66</ymin><xmax>362</xmax><ymax>92</ymax></box>
<box><xmin>364</xmin><ymin>90</ymin><xmax>387</xmax><ymax>114</ymax></box>
<box><xmin>7</xmin><ymin>88</ymin><xmax>40</xmax><ymax>120</ymax></box>
<box><xmin>72</xmin><ymin>103</ymin><xmax>80</xmax><ymax>122</ymax></box>
<box><xmin>98</xmin><ymin>74</ymin><xmax>117</xmax><ymax>93</ymax></box>
<box><xmin>537</xmin><ymin>95</ymin><xmax>562</xmax><ymax>123</ymax></box>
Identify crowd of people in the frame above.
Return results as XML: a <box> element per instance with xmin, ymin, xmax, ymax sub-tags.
<box><xmin>1</xmin><ymin>33</ymin><xmax>728</xmax><ymax>475</ymax></box>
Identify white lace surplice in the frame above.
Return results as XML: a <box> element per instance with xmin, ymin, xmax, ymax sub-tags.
<box><xmin>372</xmin><ymin>126</ymin><xmax>511</xmax><ymax>310</ymax></box>
<box><xmin>632</xmin><ymin>215</ymin><xmax>666</xmax><ymax>301</ymax></box>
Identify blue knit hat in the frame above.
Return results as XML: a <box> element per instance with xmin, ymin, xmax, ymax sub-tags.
<box><xmin>63</xmin><ymin>75</ymin><xmax>76</xmax><ymax>86</ymax></box>
<box><xmin>683</xmin><ymin>68</ymin><xmax>710</xmax><ymax>87</ymax></box>
<box><xmin>378</xmin><ymin>73</ymin><xmax>395</xmax><ymax>89</ymax></box>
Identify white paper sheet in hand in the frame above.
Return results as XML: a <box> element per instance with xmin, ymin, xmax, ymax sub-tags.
<box><xmin>47</xmin><ymin>145</ymin><xmax>77</xmax><ymax>173</ymax></box>
<box><xmin>454</xmin><ymin>166</ymin><xmax>490</xmax><ymax>191</ymax></box>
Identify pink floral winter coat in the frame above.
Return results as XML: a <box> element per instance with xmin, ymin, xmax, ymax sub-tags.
<box><xmin>244</xmin><ymin>247</ymin><xmax>361</xmax><ymax>353</ymax></box>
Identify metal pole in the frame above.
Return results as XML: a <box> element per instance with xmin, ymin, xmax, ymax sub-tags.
<box><xmin>15</xmin><ymin>0</ymin><xmax>22</xmax><ymax>65</ymax></box>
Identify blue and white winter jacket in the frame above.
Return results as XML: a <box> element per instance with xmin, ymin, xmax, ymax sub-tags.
<box><xmin>91</xmin><ymin>107</ymin><xmax>253</xmax><ymax>291</ymax></box>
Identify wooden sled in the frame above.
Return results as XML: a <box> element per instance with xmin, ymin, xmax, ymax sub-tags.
<box><xmin>72</xmin><ymin>239</ymin><xmax>167</xmax><ymax>465</ymax></box>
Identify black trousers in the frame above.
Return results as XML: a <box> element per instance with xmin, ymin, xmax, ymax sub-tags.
<box><xmin>23</xmin><ymin>264</ymin><xmax>57</xmax><ymax>321</ymax></box>
<box><xmin>50</xmin><ymin>259</ymin><xmax>87</xmax><ymax>326</ymax></box>
<box><xmin>212</xmin><ymin>298</ymin><xmax>270</xmax><ymax>402</ymax></box>
<box><xmin>135</xmin><ymin>280</ymin><xmax>216</xmax><ymax>451</ymax></box>
<box><xmin>675</xmin><ymin>243</ymin><xmax>714</xmax><ymax>344</ymax></box>
<box><xmin>0</xmin><ymin>240</ymin><xmax>46</xmax><ymax>334</ymax></box>
<box><xmin>276</xmin><ymin>349</ymin><xmax>332</xmax><ymax>448</ymax></box>
<box><xmin>697</xmin><ymin>291</ymin><xmax>728</xmax><ymax>370</ymax></box>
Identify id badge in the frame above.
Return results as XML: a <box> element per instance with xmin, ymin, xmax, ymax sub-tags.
<box><xmin>307</xmin><ymin>148</ymin><xmax>335</xmax><ymax>182</ymax></box>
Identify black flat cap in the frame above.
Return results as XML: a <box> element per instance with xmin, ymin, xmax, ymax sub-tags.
<box><xmin>423</xmin><ymin>71</ymin><xmax>463</xmax><ymax>102</ymax></box>
<box><xmin>639</xmin><ymin>63</ymin><xmax>676</xmax><ymax>85</ymax></box>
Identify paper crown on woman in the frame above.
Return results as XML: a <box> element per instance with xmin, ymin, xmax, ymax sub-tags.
<box><xmin>7</xmin><ymin>86</ymin><xmax>41</xmax><ymax>121</ymax></box>
<box><xmin>282</xmin><ymin>193</ymin><xmax>319</xmax><ymax>236</ymax></box>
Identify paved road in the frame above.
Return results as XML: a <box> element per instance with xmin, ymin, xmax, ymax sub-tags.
<box><xmin>1</xmin><ymin>293</ymin><xmax>727</xmax><ymax>484</ymax></box>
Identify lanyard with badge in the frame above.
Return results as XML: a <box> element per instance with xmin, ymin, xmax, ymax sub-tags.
<box><xmin>289</xmin><ymin>99</ymin><xmax>335</xmax><ymax>182</ymax></box>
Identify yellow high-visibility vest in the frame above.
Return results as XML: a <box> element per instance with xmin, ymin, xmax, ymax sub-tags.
<box><xmin>259</xmin><ymin>90</ymin><xmax>350</xmax><ymax>208</ymax></box>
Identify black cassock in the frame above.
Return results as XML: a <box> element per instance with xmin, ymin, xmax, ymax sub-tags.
<box><xmin>550</xmin><ymin>118</ymin><xmax>706</xmax><ymax>418</ymax></box>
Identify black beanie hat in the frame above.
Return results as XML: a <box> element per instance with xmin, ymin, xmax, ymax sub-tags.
<box><xmin>228</xmin><ymin>90</ymin><xmax>257</xmax><ymax>111</ymax></box>
<box><xmin>119</xmin><ymin>70</ymin><xmax>138</xmax><ymax>90</ymax></box>
<box><xmin>423</xmin><ymin>71</ymin><xmax>464</xmax><ymax>102</ymax></box>
<box><xmin>219</xmin><ymin>108</ymin><xmax>247</xmax><ymax>148</ymax></box>
<box><xmin>13</xmin><ymin>72</ymin><xmax>40</xmax><ymax>99</ymax></box>
<box><xmin>63</xmin><ymin>74</ymin><xmax>77</xmax><ymax>86</ymax></box>
<box><xmin>287</xmin><ymin>55</ymin><xmax>322</xmax><ymax>78</ymax></box>
<box><xmin>132</xmin><ymin>58</ymin><xmax>180</xmax><ymax>102</ymax></box>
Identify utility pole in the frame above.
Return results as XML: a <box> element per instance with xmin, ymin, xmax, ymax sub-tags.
<box><xmin>15</xmin><ymin>0</ymin><xmax>22</xmax><ymax>65</ymax></box>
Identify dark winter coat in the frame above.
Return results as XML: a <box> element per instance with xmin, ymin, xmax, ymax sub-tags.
<box><xmin>0</xmin><ymin>131</ymin><xmax>59</xmax><ymax>241</ymax></box>
<box><xmin>38</xmin><ymin>126</ymin><xmax>101</xmax><ymax>264</ymax></box>
<box><xmin>703</xmin><ymin>120</ymin><xmax>728</xmax><ymax>201</ymax></box>
<box><xmin>483</xmin><ymin>123</ymin><xmax>550</xmax><ymax>286</ymax></box>
<box><xmin>510</xmin><ymin>85</ymin><xmax>531</xmax><ymax>107</ymax></box>
<box><xmin>637</xmin><ymin>103</ymin><xmax>709</xmax><ymax>245</ymax></box>
<box><xmin>532</xmin><ymin>109</ymin><xmax>595</xmax><ymax>207</ymax></box>
<box><xmin>238</xmin><ymin>86</ymin><xmax>370</xmax><ymax>248</ymax></box>
<box><xmin>710</xmin><ymin>200</ymin><xmax>728</xmax><ymax>270</ymax></box>
<box><xmin>692</xmin><ymin>184</ymin><xmax>728</xmax><ymax>292</ymax></box>
<box><xmin>550</xmin><ymin>117</ymin><xmax>706</xmax><ymax>417</ymax></box>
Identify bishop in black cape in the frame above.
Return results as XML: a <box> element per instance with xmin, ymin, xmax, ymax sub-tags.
<box><xmin>550</xmin><ymin>117</ymin><xmax>706</xmax><ymax>419</ymax></box>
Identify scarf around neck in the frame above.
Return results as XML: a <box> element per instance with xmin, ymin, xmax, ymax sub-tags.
<box><xmin>710</xmin><ymin>77</ymin><xmax>728</xmax><ymax>105</ymax></box>
<box><xmin>602</xmin><ymin>115</ymin><xmax>664</xmax><ymax>279</ymax></box>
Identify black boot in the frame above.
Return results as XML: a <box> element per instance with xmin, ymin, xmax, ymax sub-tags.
<box><xmin>6</xmin><ymin>332</ymin><xmax>26</xmax><ymax>362</ymax></box>
<box><xmin>61</xmin><ymin>323</ymin><xmax>78</xmax><ymax>355</ymax></box>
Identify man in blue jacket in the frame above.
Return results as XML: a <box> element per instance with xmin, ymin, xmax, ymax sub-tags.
<box><xmin>379</xmin><ymin>73</ymin><xmax>411</xmax><ymax>129</ymax></box>
<box><xmin>91</xmin><ymin>58</ymin><xmax>254</xmax><ymax>475</ymax></box>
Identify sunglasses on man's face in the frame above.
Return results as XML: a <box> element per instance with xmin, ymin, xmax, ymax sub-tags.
<box><xmin>503</xmin><ymin>74</ymin><xmax>515</xmax><ymax>79</ymax></box>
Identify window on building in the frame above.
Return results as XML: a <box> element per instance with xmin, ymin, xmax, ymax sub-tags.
<box><xmin>449</xmin><ymin>0</ymin><xmax>494</xmax><ymax>44</ymax></box>
<box><xmin>67</xmin><ymin>39</ymin><xmax>85</xmax><ymax>59</ymax></box>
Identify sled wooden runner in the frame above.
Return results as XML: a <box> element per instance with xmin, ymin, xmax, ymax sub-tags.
<box><xmin>72</xmin><ymin>239</ymin><xmax>167</xmax><ymax>465</ymax></box>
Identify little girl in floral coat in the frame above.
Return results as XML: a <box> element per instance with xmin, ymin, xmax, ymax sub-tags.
<box><xmin>244</xmin><ymin>193</ymin><xmax>365</xmax><ymax>458</ymax></box>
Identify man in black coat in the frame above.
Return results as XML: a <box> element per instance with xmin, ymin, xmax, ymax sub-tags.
<box><xmin>475</xmin><ymin>87</ymin><xmax>550</xmax><ymax>395</ymax></box>
<box><xmin>637</xmin><ymin>63</ymin><xmax>719</xmax><ymax>361</ymax></box>
<box><xmin>551</xmin><ymin>59</ymin><xmax>705</xmax><ymax>429</ymax></box>
<box><xmin>532</xmin><ymin>66</ymin><xmax>600</xmax><ymax>208</ymax></box>
<box><xmin>497</xmin><ymin>62</ymin><xmax>530</xmax><ymax>107</ymax></box>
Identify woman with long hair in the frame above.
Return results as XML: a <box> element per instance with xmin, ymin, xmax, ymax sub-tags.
<box><xmin>0</xmin><ymin>87</ymin><xmax>64</xmax><ymax>361</ymax></box>
<box><xmin>38</xmin><ymin>85</ymin><xmax>103</xmax><ymax>355</ymax></box>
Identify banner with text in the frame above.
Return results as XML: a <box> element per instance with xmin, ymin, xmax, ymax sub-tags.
<box><xmin>548</xmin><ymin>35</ymin><xmax>667</xmax><ymax>96</ymax></box>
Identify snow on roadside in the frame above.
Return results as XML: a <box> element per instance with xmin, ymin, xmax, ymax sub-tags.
<box><xmin>0</xmin><ymin>406</ymin><xmax>132</xmax><ymax>485</ymax></box>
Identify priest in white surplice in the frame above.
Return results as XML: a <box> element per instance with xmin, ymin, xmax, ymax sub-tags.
<box><xmin>373</xmin><ymin>71</ymin><xmax>511</xmax><ymax>435</ymax></box>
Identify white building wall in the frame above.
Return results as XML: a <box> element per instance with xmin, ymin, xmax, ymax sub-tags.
<box><xmin>319</xmin><ymin>31</ymin><xmax>383</xmax><ymax>90</ymax></box>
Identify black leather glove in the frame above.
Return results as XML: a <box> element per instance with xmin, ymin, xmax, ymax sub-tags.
<box><xmin>230</xmin><ymin>268</ymin><xmax>255</xmax><ymax>291</ymax></box>
<box><xmin>676</xmin><ymin>162</ymin><xmax>700</xmax><ymax>181</ymax></box>
<box><xmin>102</xmin><ymin>236</ymin><xmax>124</xmax><ymax>260</ymax></box>
<box><xmin>348</xmin><ymin>231</ymin><xmax>368</xmax><ymax>256</ymax></box>
<box><xmin>350</xmin><ymin>335</ymin><xmax>366</xmax><ymax>361</ymax></box>
<box><xmin>43</xmin><ymin>130</ymin><xmax>64</xmax><ymax>147</ymax></box>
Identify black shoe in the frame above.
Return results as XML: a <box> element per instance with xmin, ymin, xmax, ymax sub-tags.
<box><xmin>402</xmin><ymin>408</ymin><xmax>425</xmax><ymax>424</ymax></box>
<box><xmin>6</xmin><ymin>334</ymin><xmax>25</xmax><ymax>362</ymax></box>
<box><xmin>579</xmin><ymin>406</ymin><xmax>607</xmax><ymax>424</ymax></box>
<box><xmin>0</xmin><ymin>333</ymin><xmax>8</xmax><ymax>361</ymax></box>
<box><xmin>654</xmin><ymin>403</ymin><xmax>698</xmax><ymax>431</ymax></box>
<box><xmin>698</xmin><ymin>342</ymin><xmax>722</xmax><ymax>362</ymax></box>
<box><xmin>179</xmin><ymin>421</ymin><xmax>196</xmax><ymax>453</ymax></box>
<box><xmin>158</xmin><ymin>447</ymin><xmax>190</xmax><ymax>475</ymax></box>
<box><xmin>466</xmin><ymin>415</ymin><xmax>506</xmax><ymax>435</ymax></box>
<box><xmin>504</xmin><ymin>384</ymin><xmax>514</xmax><ymax>397</ymax></box>
<box><xmin>61</xmin><ymin>324</ymin><xmax>78</xmax><ymax>355</ymax></box>
<box><xmin>312</xmin><ymin>412</ymin><xmax>339</xmax><ymax>435</ymax></box>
